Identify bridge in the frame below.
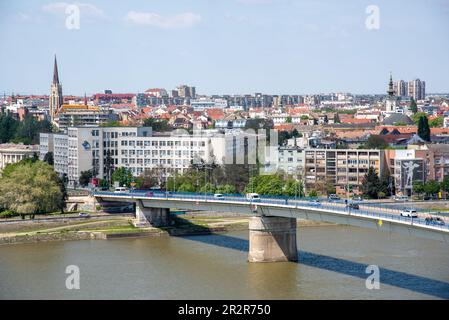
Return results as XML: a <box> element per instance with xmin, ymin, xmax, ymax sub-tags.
<box><xmin>93</xmin><ymin>191</ymin><xmax>449</xmax><ymax>263</ymax></box>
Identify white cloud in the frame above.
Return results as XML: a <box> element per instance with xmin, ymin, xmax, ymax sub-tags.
<box><xmin>124</xmin><ymin>11</ymin><xmax>201</xmax><ymax>29</ymax></box>
<box><xmin>42</xmin><ymin>2</ymin><xmax>104</xmax><ymax>18</ymax></box>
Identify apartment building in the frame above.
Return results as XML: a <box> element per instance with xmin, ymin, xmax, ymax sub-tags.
<box><xmin>303</xmin><ymin>148</ymin><xmax>384</xmax><ymax>195</ymax></box>
<box><xmin>40</xmin><ymin>126</ymin><xmax>264</xmax><ymax>187</ymax></box>
<box><xmin>55</xmin><ymin>104</ymin><xmax>118</xmax><ymax>132</ymax></box>
<box><xmin>277</xmin><ymin>146</ymin><xmax>305</xmax><ymax>176</ymax></box>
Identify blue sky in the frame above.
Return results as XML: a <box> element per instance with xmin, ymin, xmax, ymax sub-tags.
<box><xmin>1</xmin><ymin>0</ymin><xmax>448</xmax><ymax>96</ymax></box>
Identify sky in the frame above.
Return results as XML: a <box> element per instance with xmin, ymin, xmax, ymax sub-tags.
<box><xmin>1</xmin><ymin>0</ymin><xmax>448</xmax><ymax>96</ymax></box>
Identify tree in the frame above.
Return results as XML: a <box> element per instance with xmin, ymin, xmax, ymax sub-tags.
<box><xmin>424</xmin><ymin>180</ymin><xmax>440</xmax><ymax>195</ymax></box>
<box><xmin>413</xmin><ymin>181</ymin><xmax>425</xmax><ymax>198</ymax></box>
<box><xmin>364</xmin><ymin>135</ymin><xmax>388</xmax><ymax>149</ymax></box>
<box><xmin>43</xmin><ymin>152</ymin><xmax>54</xmax><ymax>166</ymax></box>
<box><xmin>429</xmin><ymin>116</ymin><xmax>444</xmax><ymax>128</ymax></box>
<box><xmin>334</xmin><ymin>113</ymin><xmax>341</xmax><ymax>124</ymax></box>
<box><xmin>360</xmin><ymin>167</ymin><xmax>381</xmax><ymax>199</ymax></box>
<box><xmin>441</xmin><ymin>176</ymin><xmax>449</xmax><ymax>194</ymax></box>
<box><xmin>111</xmin><ymin>167</ymin><xmax>134</xmax><ymax>188</ymax></box>
<box><xmin>143</xmin><ymin>118</ymin><xmax>172</xmax><ymax>132</ymax></box>
<box><xmin>411</xmin><ymin>112</ymin><xmax>428</xmax><ymax>125</ymax></box>
<box><xmin>0</xmin><ymin>113</ymin><xmax>18</xmax><ymax>143</ymax></box>
<box><xmin>418</xmin><ymin>115</ymin><xmax>431</xmax><ymax>141</ymax></box>
<box><xmin>286</xmin><ymin>116</ymin><xmax>292</xmax><ymax>123</ymax></box>
<box><xmin>79</xmin><ymin>170</ymin><xmax>93</xmax><ymax>187</ymax></box>
<box><xmin>0</xmin><ymin>161</ymin><xmax>64</xmax><ymax>217</ymax></box>
<box><xmin>409</xmin><ymin>98</ymin><xmax>418</xmax><ymax>114</ymax></box>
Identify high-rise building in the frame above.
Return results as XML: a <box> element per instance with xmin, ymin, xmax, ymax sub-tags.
<box><xmin>49</xmin><ymin>55</ymin><xmax>63</xmax><ymax>123</ymax></box>
<box><xmin>393</xmin><ymin>80</ymin><xmax>407</xmax><ymax>97</ymax></box>
<box><xmin>408</xmin><ymin>79</ymin><xmax>426</xmax><ymax>101</ymax></box>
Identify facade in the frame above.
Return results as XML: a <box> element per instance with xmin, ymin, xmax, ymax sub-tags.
<box><xmin>55</xmin><ymin>104</ymin><xmax>118</xmax><ymax>132</ymax></box>
<box><xmin>303</xmin><ymin>148</ymin><xmax>384</xmax><ymax>195</ymax></box>
<box><xmin>408</xmin><ymin>79</ymin><xmax>426</xmax><ymax>101</ymax></box>
<box><xmin>0</xmin><ymin>143</ymin><xmax>39</xmax><ymax>170</ymax></box>
<box><xmin>277</xmin><ymin>146</ymin><xmax>305</xmax><ymax>176</ymax></box>
<box><xmin>393</xmin><ymin>80</ymin><xmax>407</xmax><ymax>97</ymax></box>
<box><xmin>41</xmin><ymin>127</ymin><xmax>265</xmax><ymax>187</ymax></box>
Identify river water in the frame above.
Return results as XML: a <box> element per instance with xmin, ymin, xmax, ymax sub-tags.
<box><xmin>1</xmin><ymin>225</ymin><xmax>448</xmax><ymax>299</ymax></box>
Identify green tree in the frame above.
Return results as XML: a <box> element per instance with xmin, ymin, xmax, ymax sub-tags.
<box><xmin>411</xmin><ymin>112</ymin><xmax>428</xmax><ymax>125</ymax></box>
<box><xmin>360</xmin><ymin>167</ymin><xmax>381</xmax><ymax>199</ymax></box>
<box><xmin>43</xmin><ymin>152</ymin><xmax>54</xmax><ymax>166</ymax></box>
<box><xmin>143</xmin><ymin>118</ymin><xmax>172</xmax><ymax>132</ymax></box>
<box><xmin>418</xmin><ymin>115</ymin><xmax>431</xmax><ymax>141</ymax></box>
<box><xmin>334</xmin><ymin>113</ymin><xmax>341</xmax><ymax>124</ymax></box>
<box><xmin>424</xmin><ymin>180</ymin><xmax>440</xmax><ymax>195</ymax></box>
<box><xmin>0</xmin><ymin>113</ymin><xmax>18</xmax><ymax>143</ymax></box>
<box><xmin>441</xmin><ymin>176</ymin><xmax>449</xmax><ymax>194</ymax></box>
<box><xmin>285</xmin><ymin>116</ymin><xmax>292</xmax><ymax>123</ymax></box>
<box><xmin>79</xmin><ymin>170</ymin><xmax>93</xmax><ymax>187</ymax></box>
<box><xmin>429</xmin><ymin>116</ymin><xmax>444</xmax><ymax>128</ymax></box>
<box><xmin>409</xmin><ymin>98</ymin><xmax>418</xmax><ymax>114</ymax></box>
<box><xmin>413</xmin><ymin>181</ymin><xmax>425</xmax><ymax>198</ymax></box>
<box><xmin>308</xmin><ymin>190</ymin><xmax>318</xmax><ymax>197</ymax></box>
<box><xmin>0</xmin><ymin>161</ymin><xmax>64</xmax><ymax>217</ymax></box>
<box><xmin>364</xmin><ymin>135</ymin><xmax>388</xmax><ymax>149</ymax></box>
<box><xmin>112</xmin><ymin>167</ymin><xmax>134</xmax><ymax>188</ymax></box>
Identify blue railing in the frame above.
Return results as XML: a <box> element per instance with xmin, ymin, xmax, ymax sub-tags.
<box><xmin>93</xmin><ymin>191</ymin><xmax>449</xmax><ymax>231</ymax></box>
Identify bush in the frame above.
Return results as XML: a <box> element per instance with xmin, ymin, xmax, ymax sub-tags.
<box><xmin>0</xmin><ymin>210</ymin><xmax>17</xmax><ymax>218</ymax></box>
<box><xmin>308</xmin><ymin>190</ymin><xmax>318</xmax><ymax>197</ymax></box>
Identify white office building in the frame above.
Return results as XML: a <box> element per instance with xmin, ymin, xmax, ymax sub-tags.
<box><xmin>40</xmin><ymin>126</ymin><xmax>265</xmax><ymax>187</ymax></box>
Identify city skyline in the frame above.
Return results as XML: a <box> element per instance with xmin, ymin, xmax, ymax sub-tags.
<box><xmin>1</xmin><ymin>0</ymin><xmax>449</xmax><ymax>95</ymax></box>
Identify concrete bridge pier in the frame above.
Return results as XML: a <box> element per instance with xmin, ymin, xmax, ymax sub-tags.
<box><xmin>248</xmin><ymin>216</ymin><xmax>298</xmax><ymax>263</ymax></box>
<box><xmin>134</xmin><ymin>201</ymin><xmax>170</xmax><ymax>227</ymax></box>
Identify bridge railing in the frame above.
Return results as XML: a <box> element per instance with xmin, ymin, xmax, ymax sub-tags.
<box><xmin>93</xmin><ymin>191</ymin><xmax>449</xmax><ymax>231</ymax></box>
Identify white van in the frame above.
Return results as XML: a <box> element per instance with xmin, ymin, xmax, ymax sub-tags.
<box><xmin>246</xmin><ymin>193</ymin><xmax>260</xmax><ymax>201</ymax></box>
<box><xmin>400</xmin><ymin>209</ymin><xmax>418</xmax><ymax>218</ymax></box>
<box><xmin>114</xmin><ymin>187</ymin><xmax>128</xmax><ymax>193</ymax></box>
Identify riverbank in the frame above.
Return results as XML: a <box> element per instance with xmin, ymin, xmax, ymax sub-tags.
<box><xmin>0</xmin><ymin>212</ymin><xmax>336</xmax><ymax>245</ymax></box>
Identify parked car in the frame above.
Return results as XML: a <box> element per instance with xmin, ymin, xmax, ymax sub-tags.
<box><xmin>78</xmin><ymin>212</ymin><xmax>90</xmax><ymax>218</ymax></box>
<box><xmin>328</xmin><ymin>194</ymin><xmax>341</xmax><ymax>201</ymax></box>
<box><xmin>400</xmin><ymin>209</ymin><xmax>418</xmax><ymax>218</ymax></box>
<box><xmin>352</xmin><ymin>196</ymin><xmax>363</xmax><ymax>201</ymax></box>
<box><xmin>114</xmin><ymin>187</ymin><xmax>128</xmax><ymax>193</ymax></box>
<box><xmin>246</xmin><ymin>193</ymin><xmax>260</xmax><ymax>201</ymax></box>
<box><xmin>308</xmin><ymin>199</ymin><xmax>321</xmax><ymax>206</ymax></box>
<box><xmin>347</xmin><ymin>203</ymin><xmax>359</xmax><ymax>210</ymax></box>
<box><xmin>214</xmin><ymin>193</ymin><xmax>224</xmax><ymax>199</ymax></box>
<box><xmin>394</xmin><ymin>195</ymin><xmax>409</xmax><ymax>202</ymax></box>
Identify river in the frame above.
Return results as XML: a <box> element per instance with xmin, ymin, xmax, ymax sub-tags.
<box><xmin>1</xmin><ymin>225</ymin><xmax>448</xmax><ymax>299</ymax></box>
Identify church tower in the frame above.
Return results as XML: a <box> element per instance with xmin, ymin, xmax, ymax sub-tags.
<box><xmin>385</xmin><ymin>72</ymin><xmax>397</xmax><ymax>113</ymax></box>
<box><xmin>49</xmin><ymin>55</ymin><xmax>63</xmax><ymax>123</ymax></box>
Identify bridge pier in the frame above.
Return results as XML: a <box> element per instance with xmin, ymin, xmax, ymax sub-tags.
<box><xmin>134</xmin><ymin>201</ymin><xmax>170</xmax><ymax>227</ymax></box>
<box><xmin>248</xmin><ymin>216</ymin><xmax>298</xmax><ymax>263</ymax></box>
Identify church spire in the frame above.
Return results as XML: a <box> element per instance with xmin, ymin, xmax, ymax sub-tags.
<box><xmin>53</xmin><ymin>55</ymin><xmax>60</xmax><ymax>84</ymax></box>
<box><xmin>387</xmin><ymin>71</ymin><xmax>394</xmax><ymax>96</ymax></box>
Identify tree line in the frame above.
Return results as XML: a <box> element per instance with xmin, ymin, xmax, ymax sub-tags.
<box><xmin>0</xmin><ymin>112</ymin><xmax>52</xmax><ymax>145</ymax></box>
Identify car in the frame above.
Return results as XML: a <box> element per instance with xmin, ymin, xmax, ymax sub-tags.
<box><xmin>308</xmin><ymin>199</ymin><xmax>321</xmax><ymax>206</ymax></box>
<box><xmin>425</xmin><ymin>216</ymin><xmax>445</xmax><ymax>226</ymax></box>
<box><xmin>347</xmin><ymin>203</ymin><xmax>359</xmax><ymax>210</ymax></box>
<box><xmin>352</xmin><ymin>196</ymin><xmax>363</xmax><ymax>201</ymax></box>
<box><xmin>213</xmin><ymin>193</ymin><xmax>224</xmax><ymax>199</ymax></box>
<box><xmin>328</xmin><ymin>194</ymin><xmax>341</xmax><ymax>201</ymax></box>
<box><xmin>246</xmin><ymin>193</ymin><xmax>260</xmax><ymax>201</ymax></box>
<box><xmin>400</xmin><ymin>209</ymin><xmax>418</xmax><ymax>218</ymax></box>
<box><xmin>145</xmin><ymin>191</ymin><xmax>154</xmax><ymax>197</ymax></box>
<box><xmin>394</xmin><ymin>195</ymin><xmax>409</xmax><ymax>202</ymax></box>
<box><xmin>114</xmin><ymin>187</ymin><xmax>128</xmax><ymax>193</ymax></box>
<box><xmin>78</xmin><ymin>212</ymin><xmax>90</xmax><ymax>218</ymax></box>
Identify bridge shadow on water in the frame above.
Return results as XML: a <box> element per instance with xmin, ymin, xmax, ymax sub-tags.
<box><xmin>178</xmin><ymin>232</ymin><xmax>449</xmax><ymax>299</ymax></box>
